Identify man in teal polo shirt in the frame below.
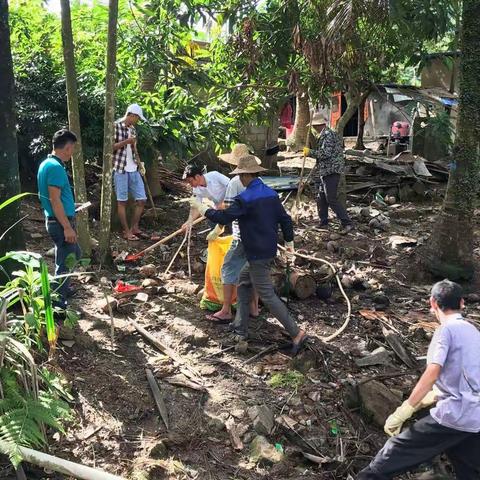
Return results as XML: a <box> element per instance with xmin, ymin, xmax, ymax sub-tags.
<box><xmin>37</xmin><ymin>129</ymin><xmax>81</xmax><ymax>308</ymax></box>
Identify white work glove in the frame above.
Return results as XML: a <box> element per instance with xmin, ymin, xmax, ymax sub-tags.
<box><xmin>188</xmin><ymin>197</ymin><xmax>209</xmax><ymax>215</ymax></box>
<box><xmin>414</xmin><ymin>386</ymin><xmax>440</xmax><ymax>412</ymax></box>
<box><xmin>384</xmin><ymin>401</ymin><xmax>415</xmax><ymax>437</ymax></box>
<box><xmin>139</xmin><ymin>162</ymin><xmax>146</xmax><ymax>176</ymax></box>
<box><xmin>285</xmin><ymin>241</ymin><xmax>295</xmax><ymax>253</ymax></box>
<box><xmin>206</xmin><ymin>225</ymin><xmax>224</xmax><ymax>242</ymax></box>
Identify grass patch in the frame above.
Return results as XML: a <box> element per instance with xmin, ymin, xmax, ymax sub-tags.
<box><xmin>267</xmin><ymin>370</ymin><xmax>305</xmax><ymax>389</ymax></box>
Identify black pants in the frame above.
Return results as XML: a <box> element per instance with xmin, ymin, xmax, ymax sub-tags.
<box><xmin>316</xmin><ymin>173</ymin><xmax>351</xmax><ymax>226</ymax></box>
<box><xmin>357</xmin><ymin>415</ymin><xmax>480</xmax><ymax>479</ymax></box>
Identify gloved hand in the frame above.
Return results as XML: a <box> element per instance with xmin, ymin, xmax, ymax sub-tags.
<box><xmin>206</xmin><ymin>224</ymin><xmax>224</xmax><ymax>241</ymax></box>
<box><xmin>285</xmin><ymin>241</ymin><xmax>295</xmax><ymax>253</ymax></box>
<box><xmin>384</xmin><ymin>401</ymin><xmax>415</xmax><ymax>437</ymax></box>
<box><xmin>139</xmin><ymin>162</ymin><xmax>146</xmax><ymax>176</ymax></box>
<box><xmin>188</xmin><ymin>197</ymin><xmax>209</xmax><ymax>215</ymax></box>
<box><xmin>303</xmin><ymin>147</ymin><xmax>310</xmax><ymax>157</ymax></box>
<box><xmin>414</xmin><ymin>386</ymin><xmax>440</xmax><ymax>412</ymax></box>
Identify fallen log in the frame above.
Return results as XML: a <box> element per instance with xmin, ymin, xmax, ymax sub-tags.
<box><xmin>272</xmin><ymin>268</ymin><xmax>317</xmax><ymax>300</ymax></box>
<box><xmin>277</xmin><ymin>245</ymin><xmax>352</xmax><ymax>343</ymax></box>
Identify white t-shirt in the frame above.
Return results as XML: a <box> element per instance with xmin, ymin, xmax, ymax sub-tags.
<box><xmin>124</xmin><ymin>144</ymin><xmax>138</xmax><ymax>172</ymax></box>
<box><xmin>224</xmin><ymin>175</ymin><xmax>245</xmax><ymax>240</ymax></box>
<box><xmin>193</xmin><ymin>171</ymin><xmax>230</xmax><ymax>206</ymax></box>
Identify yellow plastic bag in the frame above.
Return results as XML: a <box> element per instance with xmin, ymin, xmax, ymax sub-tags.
<box><xmin>200</xmin><ymin>236</ymin><xmax>235</xmax><ymax>310</ymax></box>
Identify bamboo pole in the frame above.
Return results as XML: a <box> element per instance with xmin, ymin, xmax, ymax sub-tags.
<box><xmin>19</xmin><ymin>447</ymin><xmax>125</xmax><ymax>480</ymax></box>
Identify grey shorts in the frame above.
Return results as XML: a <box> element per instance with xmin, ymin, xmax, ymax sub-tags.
<box><xmin>221</xmin><ymin>240</ymin><xmax>247</xmax><ymax>285</ymax></box>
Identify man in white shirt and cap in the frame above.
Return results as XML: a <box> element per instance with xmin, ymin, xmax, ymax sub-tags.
<box><xmin>181</xmin><ymin>165</ymin><xmax>230</xmax><ymax>230</ymax></box>
<box><xmin>112</xmin><ymin>103</ymin><xmax>148</xmax><ymax>241</ymax></box>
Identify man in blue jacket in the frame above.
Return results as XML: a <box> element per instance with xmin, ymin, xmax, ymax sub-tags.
<box><xmin>189</xmin><ymin>155</ymin><xmax>307</xmax><ymax>353</ymax></box>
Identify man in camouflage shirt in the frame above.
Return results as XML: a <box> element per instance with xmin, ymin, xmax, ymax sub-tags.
<box><xmin>304</xmin><ymin>127</ymin><xmax>353</xmax><ymax>231</ymax></box>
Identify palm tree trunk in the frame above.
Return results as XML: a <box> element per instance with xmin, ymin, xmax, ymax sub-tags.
<box><xmin>0</xmin><ymin>0</ymin><xmax>25</xmax><ymax>263</ymax></box>
<box><xmin>424</xmin><ymin>0</ymin><xmax>480</xmax><ymax>280</ymax></box>
<box><xmin>60</xmin><ymin>0</ymin><xmax>91</xmax><ymax>256</ymax></box>
<box><xmin>99</xmin><ymin>0</ymin><xmax>119</xmax><ymax>264</ymax></box>
<box><xmin>288</xmin><ymin>87</ymin><xmax>310</xmax><ymax>150</ymax></box>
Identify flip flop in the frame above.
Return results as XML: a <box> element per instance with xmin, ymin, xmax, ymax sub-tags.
<box><xmin>132</xmin><ymin>231</ymin><xmax>149</xmax><ymax>239</ymax></box>
<box><xmin>291</xmin><ymin>335</ymin><xmax>309</xmax><ymax>356</ymax></box>
<box><xmin>205</xmin><ymin>314</ymin><xmax>232</xmax><ymax>324</ymax></box>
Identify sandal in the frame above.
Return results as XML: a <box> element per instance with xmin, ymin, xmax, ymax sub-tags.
<box><xmin>291</xmin><ymin>335</ymin><xmax>309</xmax><ymax>356</ymax></box>
<box><xmin>205</xmin><ymin>314</ymin><xmax>232</xmax><ymax>324</ymax></box>
<box><xmin>132</xmin><ymin>230</ymin><xmax>149</xmax><ymax>239</ymax></box>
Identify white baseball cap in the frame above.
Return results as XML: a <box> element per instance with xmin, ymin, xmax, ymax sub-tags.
<box><xmin>126</xmin><ymin>103</ymin><xmax>146</xmax><ymax>122</ymax></box>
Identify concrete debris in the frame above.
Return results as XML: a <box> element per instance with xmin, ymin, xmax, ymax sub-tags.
<box><xmin>355</xmin><ymin>347</ymin><xmax>391</xmax><ymax>367</ymax></box>
<box><xmin>248</xmin><ymin>405</ymin><xmax>274</xmax><ymax>436</ymax></box>
<box><xmin>249</xmin><ymin>435</ymin><xmax>284</xmax><ymax>464</ymax></box>
<box><xmin>358</xmin><ymin>380</ymin><xmax>402</xmax><ymax>427</ymax></box>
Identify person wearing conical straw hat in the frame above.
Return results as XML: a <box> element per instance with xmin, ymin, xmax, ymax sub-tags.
<box><xmin>189</xmin><ymin>155</ymin><xmax>308</xmax><ymax>355</ymax></box>
<box><xmin>205</xmin><ymin>144</ymin><xmax>260</xmax><ymax>323</ymax></box>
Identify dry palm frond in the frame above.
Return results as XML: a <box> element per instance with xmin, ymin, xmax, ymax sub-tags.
<box><xmin>327</xmin><ymin>0</ymin><xmax>389</xmax><ymax>38</ymax></box>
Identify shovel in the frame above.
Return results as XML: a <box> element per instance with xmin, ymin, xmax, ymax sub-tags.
<box><xmin>125</xmin><ymin>216</ymin><xmax>205</xmax><ymax>262</ymax></box>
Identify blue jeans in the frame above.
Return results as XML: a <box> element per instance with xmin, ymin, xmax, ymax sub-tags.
<box><xmin>45</xmin><ymin>219</ymin><xmax>81</xmax><ymax>307</ymax></box>
<box><xmin>221</xmin><ymin>240</ymin><xmax>247</xmax><ymax>285</ymax></box>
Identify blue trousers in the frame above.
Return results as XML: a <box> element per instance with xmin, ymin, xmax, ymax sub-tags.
<box><xmin>45</xmin><ymin>219</ymin><xmax>81</xmax><ymax>307</ymax></box>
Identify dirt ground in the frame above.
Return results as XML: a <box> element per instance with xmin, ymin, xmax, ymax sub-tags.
<box><xmin>4</xmin><ymin>188</ymin><xmax>480</xmax><ymax>480</ymax></box>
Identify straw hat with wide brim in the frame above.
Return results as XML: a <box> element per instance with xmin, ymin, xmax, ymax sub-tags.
<box><xmin>219</xmin><ymin>143</ymin><xmax>261</xmax><ymax>166</ymax></box>
<box><xmin>230</xmin><ymin>155</ymin><xmax>268</xmax><ymax>175</ymax></box>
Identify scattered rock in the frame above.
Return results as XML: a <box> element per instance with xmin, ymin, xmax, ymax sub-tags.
<box><xmin>46</xmin><ymin>247</ymin><xmax>55</xmax><ymax>258</ymax></box>
<box><xmin>185</xmin><ymin>331</ymin><xmax>208</xmax><ymax>347</ymax></box>
<box><xmin>358</xmin><ymin>380</ymin><xmax>401</xmax><ymax>426</ymax></box>
<box><xmin>369</xmin><ymin>214</ymin><xmax>390</xmax><ymax>231</ymax></box>
<box><xmin>140</xmin><ymin>264</ymin><xmax>157</xmax><ymax>277</ymax></box>
<box><xmin>250</xmin><ymin>435</ymin><xmax>284</xmax><ymax>464</ymax></box>
<box><xmin>150</xmin><ymin>441</ymin><xmax>168</xmax><ymax>459</ymax></box>
<box><xmin>326</xmin><ymin>241</ymin><xmax>339</xmax><ymax>253</ymax></box>
<box><xmin>316</xmin><ymin>283</ymin><xmax>333</xmax><ymax>300</ymax></box>
<box><xmin>360</xmin><ymin>207</ymin><xmax>371</xmax><ymax>218</ymax></box>
<box><xmin>142</xmin><ymin>278</ymin><xmax>160</xmax><ymax>288</ymax></box>
<box><xmin>135</xmin><ymin>292</ymin><xmax>149</xmax><ymax>302</ymax></box>
<box><xmin>355</xmin><ymin>347</ymin><xmax>391</xmax><ymax>367</ymax></box>
<box><xmin>226</xmin><ymin>418</ymin><xmax>245</xmax><ymax>451</ymax></box>
<box><xmin>253</xmin><ymin>364</ymin><xmax>264</xmax><ymax>376</ymax></box>
<box><xmin>248</xmin><ymin>405</ymin><xmax>274</xmax><ymax>436</ymax></box>
<box><xmin>385</xmin><ymin>195</ymin><xmax>397</xmax><ymax>205</ymax></box>
<box><xmin>308</xmin><ymin>391</ymin><xmax>321</xmax><ymax>402</ymax></box>
<box><xmin>207</xmin><ymin>416</ymin><xmax>226</xmax><ymax>432</ymax></box>
<box><xmin>97</xmin><ymin>295</ymin><xmax>117</xmax><ymax>313</ymax></box>
<box><xmin>373</xmin><ymin>293</ymin><xmax>390</xmax><ymax>307</ymax></box>
<box><xmin>235</xmin><ymin>340</ymin><xmax>249</xmax><ymax>354</ymax></box>
<box><xmin>290</xmin><ymin>350</ymin><xmax>317</xmax><ymax>373</ymax></box>
<box><xmin>329</xmin><ymin>233</ymin><xmax>341</xmax><ymax>241</ymax></box>
<box><xmin>287</xmin><ymin>396</ymin><xmax>302</xmax><ymax>407</ymax></box>
<box><xmin>275</xmin><ymin>415</ymin><xmax>298</xmax><ymax>429</ymax></box>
